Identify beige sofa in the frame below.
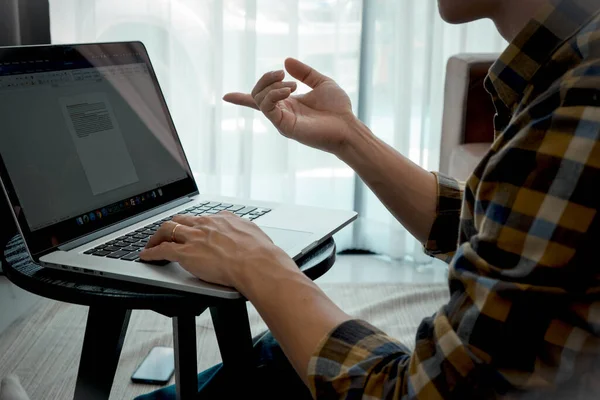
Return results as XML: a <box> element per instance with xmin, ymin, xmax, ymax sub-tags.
<box><xmin>439</xmin><ymin>54</ymin><xmax>499</xmax><ymax>180</ymax></box>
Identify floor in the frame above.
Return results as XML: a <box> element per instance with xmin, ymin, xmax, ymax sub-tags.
<box><xmin>0</xmin><ymin>276</ymin><xmax>449</xmax><ymax>400</ymax></box>
<box><xmin>318</xmin><ymin>254</ymin><xmax>449</xmax><ymax>284</ymax></box>
<box><xmin>0</xmin><ymin>254</ymin><xmax>450</xmax><ymax>399</ymax></box>
<box><xmin>0</xmin><ymin>276</ymin><xmax>40</xmax><ymax>336</ymax></box>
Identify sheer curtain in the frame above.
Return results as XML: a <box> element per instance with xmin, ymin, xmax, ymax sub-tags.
<box><xmin>49</xmin><ymin>0</ymin><xmax>505</xmax><ymax>259</ymax></box>
<box><xmin>355</xmin><ymin>1</ymin><xmax>506</xmax><ymax>259</ymax></box>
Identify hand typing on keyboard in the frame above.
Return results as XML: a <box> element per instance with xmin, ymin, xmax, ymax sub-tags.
<box><xmin>138</xmin><ymin>212</ymin><xmax>296</xmax><ymax>291</ymax></box>
<box><xmin>82</xmin><ymin>201</ymin><xmax>270</xmax><ymax>264</ymax></box>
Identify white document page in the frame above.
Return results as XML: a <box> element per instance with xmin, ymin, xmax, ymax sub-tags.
<box><xmin>60</xmin><ymin>92</ymin><xmax>139</xmax><ymax>195</ymax></box>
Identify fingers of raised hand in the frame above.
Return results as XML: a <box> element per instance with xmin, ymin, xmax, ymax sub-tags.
<box><xmin>261</xmin><ymin>87</ymin><xmax>293</xmax><ymax>115</ymax></box>
<box><xmin>251</xmin><ymin>70</ymin><xmax>285</xmax><ymax>97</ymax></box>
<box><xmin>222</xmin><ymin>93</ymin><xmax>258</xmax><ymax>110</ymax></box>
<box><xmin>284</xmin><ymin>58</ymin><xmax>331</xmax><ymax>89</ymax></box>
<box><xmin>254</xmin><ymin>81</ymin><xmax>297</xmax><ymax>107</ymax></box>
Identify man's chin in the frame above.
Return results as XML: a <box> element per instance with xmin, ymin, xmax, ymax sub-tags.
<box><xmin>439</xmin><ymin>13</ymin><xmax>474</xmax><ymax>25</ymax></box>
<box><xmin>437</xmin><ymin>0</ymin><xmax>488</xmax><ymax>24</ymax></box>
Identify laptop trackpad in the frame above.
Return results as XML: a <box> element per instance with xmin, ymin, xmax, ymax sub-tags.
<box><xmin>259</xmin><ymin>227</ymin><xmax>313</xmax><ymax>251</ymax></box>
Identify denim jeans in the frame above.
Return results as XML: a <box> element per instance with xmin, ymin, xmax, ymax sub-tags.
<box><xmin>134</xmin><ymin>331</ymin><xmax>313</xmax><ymax>399</ymax></box>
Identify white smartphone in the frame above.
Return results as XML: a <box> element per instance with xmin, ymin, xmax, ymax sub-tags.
<box><xmin>131</xmin><ymin>346</ymin><xmax>175</xmax><ymax>385</ymax></box>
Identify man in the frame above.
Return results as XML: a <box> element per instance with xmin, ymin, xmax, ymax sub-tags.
<box><xmin>138</xmin><ymin>0</ymin><xmax>600</xmax><ymax>398</ymax></box>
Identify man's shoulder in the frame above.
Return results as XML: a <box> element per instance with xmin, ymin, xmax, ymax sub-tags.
<box><xmin>576</xmin><ymin>10</ymin><xmax>600</xmax><ymax>52</ymax></box>
<box><xmin>556</xmin><ymin>11</ymin><xmax>600</xmax><ymax>72</ymax></box>
<box><xmin>526</xmin><ymin>13</ymin><xmax>600</xmax><ymax>112</ymax></box>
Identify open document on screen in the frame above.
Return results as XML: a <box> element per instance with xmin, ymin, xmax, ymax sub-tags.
<box><xmin>59</xmin><ymin>92</ymin><xmax>139</xmax><ymax>196</ymax></box>
<box><xmin>0</xmin><ymin>59</ymin><xmax>190</xmax><ymax>232</ymax></box>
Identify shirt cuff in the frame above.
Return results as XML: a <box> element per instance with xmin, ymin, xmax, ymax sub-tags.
<box><xmin>423</xmin><ymin>172</ymin><xmax>464</xmax><ymax>263</ymax></box>
<box><xmin>307</xmin><ymin>319</ymin><xmax>410</xmax><ymax>399</ymax></box>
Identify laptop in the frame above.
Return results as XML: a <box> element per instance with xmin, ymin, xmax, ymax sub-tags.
<box><xmin>0</xmin><ymin>42</ymin><xmax>357</xmax><ymax>299</ymax></box>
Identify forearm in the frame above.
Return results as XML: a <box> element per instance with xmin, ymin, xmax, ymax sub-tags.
<box><xmin>338</xmin><ymin>118</ymin><xmax>438</xmax><ymax>244</ymax></box>
<box><xmin>236</xmin><ymin>248</ymin><xmax>352</xmax><ymax>385</ymax></box>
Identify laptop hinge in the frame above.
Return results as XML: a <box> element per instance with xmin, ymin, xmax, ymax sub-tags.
<box><xmin>58</xmin><ymin>196</ymin><xmax>194</xmax><ymax>251</ymax></box>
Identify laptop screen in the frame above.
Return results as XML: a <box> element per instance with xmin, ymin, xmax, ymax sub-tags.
<box><xmin>0</xmin><ymin>42</ymin><xmax>197</xmax><ymax>257</ymax></box>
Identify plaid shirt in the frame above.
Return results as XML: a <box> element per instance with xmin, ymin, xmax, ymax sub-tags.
<box><xmin>307</xmin><ymin>0</ymin><xmax>600</xmax><ymax>398</ymax></box>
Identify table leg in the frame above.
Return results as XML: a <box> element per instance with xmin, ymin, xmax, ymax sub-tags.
<box><xmin>74</xmin><ymin>307</ymin><xmax>131</xmax><ymax>400</ymax></box>
<box><xmin>172</xmin><ymin>315</ymin><xmax>198</xmax><ymax>400</ymax></box>
<box><xmin>209</xmin><ymin>302</ymin><xmax>254</xmax><ymax>396</ymax></box>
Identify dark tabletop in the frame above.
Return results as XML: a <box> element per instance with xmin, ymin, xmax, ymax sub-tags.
<box><xmin>3</xmin><ymin>235</ymin><xmax>336</xmax><ymax>313</ymax></box>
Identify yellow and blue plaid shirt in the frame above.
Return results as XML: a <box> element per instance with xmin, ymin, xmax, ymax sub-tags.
<box><xmin>307</xmin><ymin>0</ymin><xmax>600</xmax><ymax>398</ymax></box>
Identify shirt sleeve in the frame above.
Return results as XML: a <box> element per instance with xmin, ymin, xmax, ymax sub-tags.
<box><xmin>307</xmin><ymin>319</ymin><xmax>413</xmax><ymax>399</ymax></box>
<box><xmin>423</xmin><ymin>172</ymin><xmax>465</xmax><ymax>263</ymax></box>
<box><xmin>307</xmin><ymin>89</ymin><xmax>600</xmax><ymax>398</ymax></box>
<box><xmin>307</xmin><ymin>311</ymin><xmax>499</xmax><ymax>399</ymax></box>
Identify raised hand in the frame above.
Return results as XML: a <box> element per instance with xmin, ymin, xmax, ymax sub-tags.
<box><xmin>223</xmin><ymin>58</ymin><xmax>357</xmax><ymax>154</ymax></box>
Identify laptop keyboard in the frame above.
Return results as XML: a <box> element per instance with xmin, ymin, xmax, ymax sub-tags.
<box><xmin>83</xmin><ymin>201</ymin><xmax>271</xmax><ymax>265</ymax></box>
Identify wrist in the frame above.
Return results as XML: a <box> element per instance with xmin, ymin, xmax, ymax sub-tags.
<box><xmin>336</xmin><ymin>115</ymin><xmax>377</xmax><ymax>164</ymax></box>
<box><xmin>233</xmin><ymin>244</ymin><xmax>304</xmax><ymax>299</ymax></box>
